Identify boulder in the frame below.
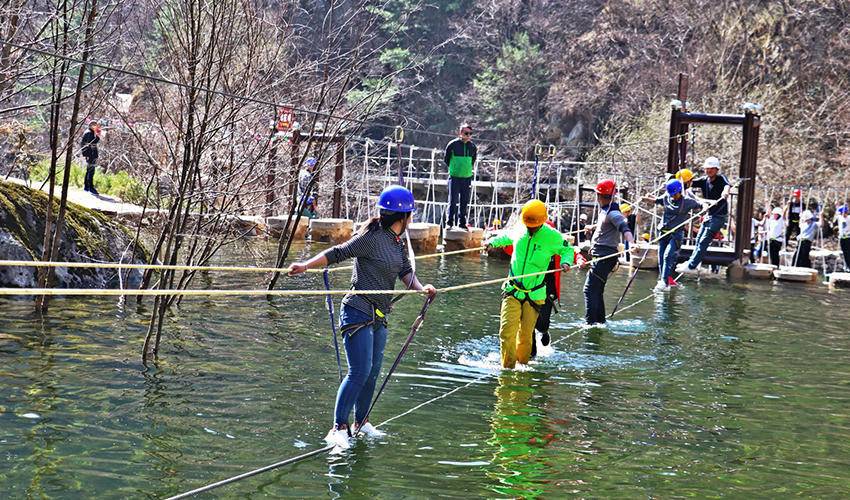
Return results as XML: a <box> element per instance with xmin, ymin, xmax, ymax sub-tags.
<box><xmin>0</xmin><ymin>180</ymin><xmax>149</xmax><ymax>288</ymax></box>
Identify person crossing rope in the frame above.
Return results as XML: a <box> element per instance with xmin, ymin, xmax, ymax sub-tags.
<box><xmin>581</xmin><ymin>179</ymin><xmax>635</xmax><ymax>326</ymax></box>
<box><xmin>485</xmin><ymin>200</ymin><xmax>580</xmax><ymax>369</ymax></box>
<box><xmin>643</xmin><ymin>179</ymin><xmax>705</xmax><ymax>291</ymax></box>
<box><xmin>288</xmin><ymin>185</ymin><xmax>437</xmax><ymax>450</ymax></box>
<box><xmin>677</xmin><ymin>157</ymin><xmax>731</xmax><ymax>273</ymax></box>
<box><xmin>675</xmin><ymin>168</ymin><xmax>695</xmax><ymax>195</ymax></box>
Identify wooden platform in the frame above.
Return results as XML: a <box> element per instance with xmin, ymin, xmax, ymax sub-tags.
<box><xmin>773</xmin><ymin>266</ymin><xmax>819</xmax><ymax>283</ymax></box>
<box><xmin>744</xmin><ymin>263</ymin><xmax>775</xmax><ymax>279</ymax></box>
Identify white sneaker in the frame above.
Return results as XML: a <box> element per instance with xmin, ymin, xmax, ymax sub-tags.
<box><xmin>653</xmin><ymin>280</ymin><xmax>669</xmax><ymax>292</ymax></box>
<box><xmin>324</xmin><ymin>426</ymin><xmax>351</xmax><ymax>450</ymax></box>
<box><xmin>356</xmin><ymin>421</ymin><xmax>386</xmax><ymax>439</ymax></box>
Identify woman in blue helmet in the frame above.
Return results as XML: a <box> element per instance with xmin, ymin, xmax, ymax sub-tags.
<box><xmin>643</xmin><ymin>179</ymin><xmax>705</xmax><ymax>291</ymax></box>
<box><xmin>288</xmin><ymin>185</ymin><xmax>436</xmax><ymax>450</ymax></box>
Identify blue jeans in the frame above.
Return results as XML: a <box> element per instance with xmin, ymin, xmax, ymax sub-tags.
<box><xmin>687</xmin><ymin>215</ymin><xmax>727</xmax><ymax>269</ymax></box>
<box><xmin>334</xmin><ymin>305</ymin><xmax>388</xmax><ymax>426</ymax></box>
<box><xmin>583</xmin><ymin>247</ymin><xmax>618</xmax><ymax>324</ymax></box>
<box><xmin>658</xmin><ymin>231</ymin><xmax>683</xmax><ymax>281</ymax></box>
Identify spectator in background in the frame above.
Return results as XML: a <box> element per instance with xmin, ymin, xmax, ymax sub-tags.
<box><xmin>298</xmin><ymin>157</ymin><xmax>318</xmax><ymax>201</ymax></box>
<box><xmin>836</xmin><ymin>205</ymin><xmax>850</xmax><ymax>271</ymax></box>
<box><xmin>444</xmin><ymin>123</ymin><xmax>477</xmax><ymax>230</ymax></box>
<box><xmin>766</xmin><ymin>206</ymin><xmax>786</xmax><ymax>266</ymax></box>
<box><xmin>784</xmin><ymin>189</ymin><xmax>803</xmax><ymax>243</ymax></box>
<box><xmin>80</xmin><ymin>121</ymin><xmax>101</xmax><ymax>195</ymax></box>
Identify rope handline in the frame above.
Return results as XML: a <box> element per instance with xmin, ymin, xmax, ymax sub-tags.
<box><xmin>323</xmin><ymin>269</ymin><xmax>343</xmax><ymax>383</ymax></box>
<box><xmin>0</xmin><ymin>186</ymin><xmax>730</xmax><ymax>298</ymax></box>
<box><xmin>0</xmin><ymin>246</ymin><xmax>486</xmax><ymax>275</ymax></box>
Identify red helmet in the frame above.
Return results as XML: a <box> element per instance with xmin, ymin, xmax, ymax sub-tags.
<box><xmin>595</xmin><ymin>179</ymin><xmax>617</xmax><ymax>196</ymax></box>
<box><xmin>792</xmin><ymin>189</ymin><xmax>802</xmax><ymax>198</ymax></box>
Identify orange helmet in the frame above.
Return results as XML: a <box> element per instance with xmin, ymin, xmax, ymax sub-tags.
<box><xmin>521</xmin><ymin>199</ymin><xmax>548</xmax><ymax>228</ymax></box>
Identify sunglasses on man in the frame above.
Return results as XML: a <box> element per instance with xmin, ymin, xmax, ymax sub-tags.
<box><xmin>462</xmin><ymin>131</ymin><xmax>473</xmax><ymax>136</ymax></box>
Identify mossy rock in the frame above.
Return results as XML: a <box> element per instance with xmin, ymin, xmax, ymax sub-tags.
<box><xmin>0</xmin><ymin>180</ymin><xmax>149</xmax><ymax>288</ymax></box>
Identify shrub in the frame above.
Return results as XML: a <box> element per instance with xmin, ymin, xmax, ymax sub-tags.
<box><xmin>28</xmin><ymin>158</ymin><xmax>146</xmax><ymax>205</ymax></box>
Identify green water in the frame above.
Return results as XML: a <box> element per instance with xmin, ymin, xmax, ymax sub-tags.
<box><xmin>2</xmin><ymin>243</ymin><xmax>850</xmax><ymax>498</ymax></box>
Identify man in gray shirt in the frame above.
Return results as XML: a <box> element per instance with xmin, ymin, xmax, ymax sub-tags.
<box><xmin>582</xmin><ymin>179</ymin><xmax>635</xmax><ymax>325</ymax></box>
<box><xmin>645</xmin><ymin>179</ymin><xmax>704</xmax><ymax>289</ymax></box>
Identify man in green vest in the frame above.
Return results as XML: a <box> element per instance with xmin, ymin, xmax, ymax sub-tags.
<box><xmin>444</xmin><ymin>123</ymin><xmax>477</xmax><ymax>230</ymax></box>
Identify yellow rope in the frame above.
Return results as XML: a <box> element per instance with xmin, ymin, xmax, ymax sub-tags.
<box><xmin>0</xmin><ymin>246</ymin><xmax>486</xmax><ymax>275</ymax></box>
<box><xmin>0</xmin><ymin>196</ymin><xmax>723</xmax><ymax>298</ymax></box>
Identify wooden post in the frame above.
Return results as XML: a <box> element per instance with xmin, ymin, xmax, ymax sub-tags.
<box><xmin>332</xmin><ymin>139</ymin><xmax>344</xmax><ymax>218</ymax></box>
<box><xmin>265</xmin><ymin>120</ymin><xmax>278</xmax><ymax>217</ymax></box>
<box><xmin>288</xmin><ymin>131</ymin><xmax>301</xmax><ymax>204</ymax></box>
<box><xmin>735</xmin><ymin>109</ymin><xmax>761</xmax><ymax>260</ymax></box>
<box><xmin>666</xmin><ymin>73</ymin><xmax>688</xmax><ymax>175</ymax></box>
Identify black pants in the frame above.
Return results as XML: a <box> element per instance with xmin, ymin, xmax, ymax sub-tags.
<box><xmin>84</xmin><ymin>162</ymin><xmax>97</xmax><ymax>193</ymax></box>
<box><xmin>769</xmin><ymin>239</ymin><xmax>783</xmax><ymax>267</ymax></box>
<box><xmin>841</xmin><ymin>238</ymin><xmax>850</xmax><ymax>271</ymax></box>
<box><xmin>792</xmin><ymin>239</ymin><xmax>812</xmax><ymax>268</ymax></box>
<box><xmin>447</xmin><ymin>176</ymin><xmax>471</xmax><ymax>227</ymax></box>
<box><xmin>786</xmin><ymin>222</ymin><xmax>799</xmax><ymax>242</ymax></box>
<box><xmin>583</xmin><ymin>248</ymin><xmax>617</xmax><ymax>325</ymax></box>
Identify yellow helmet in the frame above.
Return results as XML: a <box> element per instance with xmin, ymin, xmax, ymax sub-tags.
<box><xmin>620</xmin><ymin>203</ymin><xmax>632</xmax><ymax>214</ymax></box>
<box><xmin>675</xmin><ymin>168</ymin><xmax>694</xmax><ymax>183</ymax></box>
<box><xmin>521</xmin><ymin>199</ymin><xmax>547</xmax><ymax>228</ymax></box>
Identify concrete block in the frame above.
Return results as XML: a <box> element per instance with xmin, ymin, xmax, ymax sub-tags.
<box><xmin>310</xmin><ymin>218</ymin><xmax>354</xmax><ymax>244</ymax></box>
<box><xmin>407</xmin><ymin>223</ymin><xmax>440</xmax><ymax>253</ymax></box>
<box><xmin>444</xmin><ymin>227</ymin><xmax>484</xmax><ymax>252</ymax></box>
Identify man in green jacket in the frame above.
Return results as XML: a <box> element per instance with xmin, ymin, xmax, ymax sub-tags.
<box><xmin>487</xmin><ymin>200</ymin><xmax>577</xmax><ymax>369</ymax></box>
<box><xmin>444</xmin><ymin>123</ymin><xmax>477</xmax><ymax>229</ymax></box>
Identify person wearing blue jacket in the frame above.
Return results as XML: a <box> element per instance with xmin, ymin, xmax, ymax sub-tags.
<box><xmin>645</xmin><ymin>179</ymin><xmax>704</xmax><ymax>290</ymax></box>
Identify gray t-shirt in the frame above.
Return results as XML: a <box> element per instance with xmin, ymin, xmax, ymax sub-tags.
<box><xmin>655</xmin><ymin>194</ymin><xmax>702</xmax><ymax>233</ymax></box>
<box><xmin>590</xmin><ymin>203</ymin><xmax>631</xmax><ymax>253</ymax></box>
<box><xmin>324</xmin><ymin>227</ymin><xmax>413</xmax><ymax>317</ymax></box>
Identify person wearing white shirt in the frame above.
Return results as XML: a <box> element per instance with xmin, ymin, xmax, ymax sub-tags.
<box><xmin>836</xmin><ymin>205</ymin><xmax>850</xmax><ymax>271</ymax></box>
<box><xmin>792</xmin><ymin>210</ymin><xmax>821</xmax><ymax>268</ymax></box>
<box><xmin>766</xmin><ymin>206</ymin><xmax>785</xmax><ymax>266</ymax></box>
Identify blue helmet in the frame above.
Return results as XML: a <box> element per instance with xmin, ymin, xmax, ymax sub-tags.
<box><xmin>377</xmin><ymin>185</ymin><xmax>415</xmax><ymax>213</ymax></box>
<box><xmin>666</xmin><ymin>179</ymin><xmax>684</xmax><ymax>197</ymax></box>
<box><xmin>839</xmin><ymin>205</ymin><xmax>848</xmax><ymax>215</ymax></box>
<box><xmin>305</xmin><ymin>157</ymin><xmax>317</xmax><ymax>167</ymax></box>
<box><xmin>306</xmin><ymin>196</ymin><xmax>315</xmax><ymax>206</ymax></box>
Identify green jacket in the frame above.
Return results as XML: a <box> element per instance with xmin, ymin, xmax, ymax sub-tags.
<box><xmin>445</xmin><ymin>138</ymin><xmax>476</xmax><ymax>178</ymax></box>
<box><xmin>490</xmin><ymin>224</ymin><xmax>575</xmax><ymax>301</ymax></box>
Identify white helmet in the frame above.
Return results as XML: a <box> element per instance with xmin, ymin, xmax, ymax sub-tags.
<box><xmin>703</xmin><ymin>156</ymin><xmax>721</xmax><ymax>170</ymax></box>
<box><xmin>580</xmin><ymin>213</ymin><xmax>588</xmax><ymax>221</ymax></box>
<box><xmin>801</xmin><ymin>209</ymin><xmax>814</xmax><ymax>221</ymax></box>
<box><xmin>771</xmin><ymin>206</ymin><xmax>783</xmax><ymax>216</ymax></box>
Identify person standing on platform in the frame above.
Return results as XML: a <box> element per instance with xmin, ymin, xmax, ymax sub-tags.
<box><xmin>792</xmin><ymin>209</ymin><xmax>821</xmax><ymax>268</ymax></box>
<box><xmin>785</xmin><ymin>189</ymin><xmax>803</xmax><ymax>243</ymax></box>
<box><xmin>444</xmin><ymin>124</ymin><xmax>477</xmax><ymax>230</ymax></box>
<box><xmin>766</xmin><ymin>206</ymin><xmax>786</xmax><ymax>266</ymax></box>
<box><xmin>835</xmin><ymin>205</ymin><xmax>850</xmax><ymax>271</ymax></box>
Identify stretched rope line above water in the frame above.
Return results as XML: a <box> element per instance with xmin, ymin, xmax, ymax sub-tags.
<box><xmin>0</xmin><ymin>196</ymin><xmax>722</xmax><ymax>298</ymax></box>
<box><xmin>0</xmin><ymin>246</ymin><xmax>485</xmax><ymax>275</ymax></box>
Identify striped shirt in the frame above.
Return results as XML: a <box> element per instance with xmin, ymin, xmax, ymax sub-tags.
<box><xmin>325</xmin><ymin>227</ymin><xmax>413</xmax><ymax>316</ymax></box>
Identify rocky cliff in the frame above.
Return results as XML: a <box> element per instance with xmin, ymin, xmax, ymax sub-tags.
<box><xmin>0</xmin><ymin>180</ymin><xmax>149</xmax><ymax>288</ymax></box>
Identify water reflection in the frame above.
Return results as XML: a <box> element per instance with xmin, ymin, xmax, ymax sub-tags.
<box><xmin>486</xmin><ymin>371</ymin><xmax>554</xmax><ymax>498</ymax></box>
